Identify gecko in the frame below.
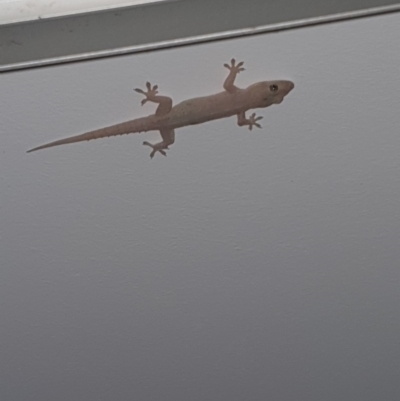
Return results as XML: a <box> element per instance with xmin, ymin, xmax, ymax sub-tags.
<box><xmin>27</xmin><ymin>59</ymin><xmax>294</xmax><ymax>158</ymax></box>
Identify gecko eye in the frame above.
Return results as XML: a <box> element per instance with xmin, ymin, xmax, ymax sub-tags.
<box><xmin>270</xmin><ymin>84</ymin><xmax>278</xmax><ymax>92</ymax></box>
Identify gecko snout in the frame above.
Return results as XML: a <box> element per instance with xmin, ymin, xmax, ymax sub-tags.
<box><xmin>282</xmin><ymin>81</ymin><xmax>295</xmax><ymax>98</ymax></box>
<box><xmin>284</xmin><ymin>81</ymin><xmax>295</xmax><ymax>92</ymax></box>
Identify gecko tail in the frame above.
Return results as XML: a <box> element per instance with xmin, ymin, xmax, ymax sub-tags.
<box><xmin>27</xmin><ymin>117</ymin><xmax>152</xmax><ymax>153</ymax></box>
<box><xmin>27</xmin><ymin>133</ymin><xmax>94</xmax><ymax>153</ymax></box>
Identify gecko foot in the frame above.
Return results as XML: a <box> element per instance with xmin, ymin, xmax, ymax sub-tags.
<box><xmin>134</xmin><ymin>82</ymin><xmax>159</xmax><ymax>106</ymax></box>
<box><xmin>247</xmin><ymin>113</ymin><xmax>263</xmax><ymax>131</ymax></box>
<box><xmin>223</xmin><ymin>58</ymin><xmax>245</xmax><ymax>74</ymax></box>
<box><xmin>143</xmin><ymin>141</ymin><xmax>168</xmax><ymax>159</ymax></box>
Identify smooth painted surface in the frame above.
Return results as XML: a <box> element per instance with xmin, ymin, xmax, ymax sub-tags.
<box><xmin>2</xmin><ymin>0</ymin><xmax>400</xmax><ymax>72</ymax></box>
<box><xmin>1</xmin><ymin>13</ymin><xmax>400</xmax><ymax>401</ymax></box>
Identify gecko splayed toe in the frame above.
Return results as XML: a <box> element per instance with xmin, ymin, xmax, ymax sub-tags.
<box><xmin>142</xmin><ymin>141</ymin><xmax>168</xmax><ymax>158</ymax></box>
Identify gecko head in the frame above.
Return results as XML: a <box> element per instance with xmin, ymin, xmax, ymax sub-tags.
<box><xmin>250</xmin><ymin>80</ymin><xmax>295</xmax><ymax>107</ymax></box>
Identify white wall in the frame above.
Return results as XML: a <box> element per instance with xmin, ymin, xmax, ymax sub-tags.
<box><xmin>1</xmin><ymin>12</ymin><xmax>400</xmax><ymax>401</ymax></box>
<box><xmin>0</xmin><ymin>0</ymin><xmax>164</xmax><ymax>24</ymax></box>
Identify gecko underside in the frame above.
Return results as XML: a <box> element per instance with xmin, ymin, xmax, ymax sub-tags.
<box><xmin>27</xmin><ymin>59</ymin><xmax>294</xmax><ymax>158</ymax></box>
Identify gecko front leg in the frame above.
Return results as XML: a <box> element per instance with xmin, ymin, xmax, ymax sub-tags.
<box><xmin>223</xmin><ymin>58</ymin><xmax>245</xmax><ymax>93</ymax></box>
<box><xmin>135</xmin><ymin>82</ymin><xmax>174</xmax><ymax>158</ymax></box>
<box><xmin>237</xmin><ymin>112</ymin><xmax>263</xmax><ymax>131</ymax></box>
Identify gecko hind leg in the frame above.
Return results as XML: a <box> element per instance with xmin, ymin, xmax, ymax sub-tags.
<box><xmin>143</xmin><ymin>129</ymin><xmax>175</xmax><ymax>159</ymax></box>
<box><xmin>143</xmin><ymin>142</ymin><xmax>168</xmax><ymax>158</ymax></box>
<box><xmin>134</xmin><ymin>82</ymin><xmax>173</xmax><ymax>116</ymax></box>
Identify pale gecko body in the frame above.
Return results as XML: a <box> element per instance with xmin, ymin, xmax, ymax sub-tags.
<box><xmin>27</xmin><ymin>59</ymin><xmax>294</xmax><ymax>158</ymax></box>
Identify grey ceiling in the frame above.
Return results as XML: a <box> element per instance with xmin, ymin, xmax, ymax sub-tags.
<box><xmin>1</xmin><ymin>10</ymin><xmax>400</xmax><ymax>401</ymax></box>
